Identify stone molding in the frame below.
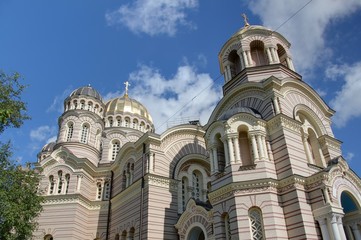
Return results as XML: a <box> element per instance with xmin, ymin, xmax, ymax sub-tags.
<box><xmin>267</xmin><ymin>114</ymin><xmax>302</xmax><ymax>135</ymax></box>
<box><xmin>145</xmin><ymin>174</ymin><xmax>179</xmax><ymax>192</ymax></box>
<box><xmin>42</xmin><ymin>193</ymin><xmax>108</xmax><ymax>210</ymax></box>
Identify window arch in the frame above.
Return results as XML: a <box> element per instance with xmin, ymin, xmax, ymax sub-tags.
<box><xmin>223</xmin><ymin>213</ymin><xmax>231</xmax><ymax>240</ymax></box>
<box><xmin>116</xmin><ymin>117</ymin><xmax>122</xmax><ymax>127</ymax></box>
<box><xmin>73</xmin><ymin>100</ymin><xmax>78</xmax><ymax>109</ymax></box>
<box><xmin>192</xmin><ymin>171</ymin><xmax>203</xmax><ymax>201</ymax></box>
<box><xmin>87</xmin><ymin>101</ymin><xmax>93</xmax><ymax>111</ymax></box>
<box><xmin>80</xmin><ymin>123</ymin><xmax>89</xmax><ymax>144</ymax></box>
<box><xmin>121</xmin><ymin>231</ymin><xmax>127</xmax><ymax>240</ymax></box>
<box><xmin>114</xmin><ymin>234</ymin><xmax>120</xmax><ymax>240</ymax></box>
<box><xmin>128</xmin><ymin>227</ymin><xmax>135</xmax><ymax>240</ymax></box>
<box><xmin>66</xmin><ymin>122</ymin><xmax>74</xmax><ymax>141</ymax></box>
<box><xmin>44</xmin><ymin>234</ymin><xmax>53</xmax><ymax>240</ymax></box>
<box><xmin>103</xmin><ymin>181</ymin><xmax>110</xmax><ymax>200</ymax></box>
<box><xmin>215</xmin><ymin>133</ymin><xmax>225</xmax><ymax>172</ymax></box>
<box><xmin>250</xmin><ymin>40</ymin><xmax>267</xmax><ymax>66</ymax></box>
<box><xmin>111</xmin><ymin>140</ymin><xmax>120</xmax><ymax>161</ymax></box>
<box><xmin>228</xmin><ymin>50</ymin><xmax>241</xmax><ymax>77</ymax></box>
<box><xmin>277</xmin><ymin>44</ymin><xmax>288</xmax><ymax>67</ymax></box>
<box><xmin>80</xmin><ymin>100</ymin><xmax>85</xmax><ymax>110</ymax></box>
<box><xmin>238</xmin><ymin>127</ymin><xmax>252</xmax><ymax>166</ymax></box>
<box><xmin>132</xmin><ymin>119</ymin><xmax>138</xmax><ymax>129</ymax></box>
<box><xmin>126</xmin><ymin>162</ymin><xmax>134</xmax><ymax>187</ymax></box>
<box><xmin>96</xmin><ymin>182</ymin><xmax>102</xmax><ymax>200</ymax></box>
<box><xmin>307</xmin><ymin>128</ymin><xmax>323</xmax><ymax>167</ymax></box>
<box><xmin>49</xmin><ymin>175</ymin><xmax>55</xmax><ymax>194</ymax></box>
<box><xmin>125</xmin><ymin>117</ymin><xmax>130</xmax><ymax>128</ymax></box>
<box><xmin>57</xmin><ymin>171</ymin><xmax>63</xmax><ymax>194</ymax></box>
<box><xmin>182</xmin><ymin>177</ymin><xmax>189</xmax><ymax>210</ymax></box>
<box><xmin>65</xmin><ymin>174</ymin><xmax>70</xmax><ymax>194</ymax></box>
<box><xmin>249</xmin><ymin>208</ymin><xmax>265</xmax><ymax>240</ymax></box>
<box><xmin>108</xmin><ymin>117</ymin><xmax>113</xmax><ymax>127</ymax></box>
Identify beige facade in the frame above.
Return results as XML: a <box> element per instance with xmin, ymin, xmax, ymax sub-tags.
<box><xmin>34</xmin><ymin>23</ymin><xmax>361</xmax><ymax>240</ymax></box>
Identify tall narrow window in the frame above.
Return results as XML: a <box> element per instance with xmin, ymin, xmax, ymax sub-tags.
<box><xmin>103</xmin><ymin>182</ymin><xmax>110</xmax><ymax>200</ymax></box>
<box><xmin>192</xmin><ymin>172</ymin><xmax>200</xmax><ymax>200</ymax></box>
<box><xmin>182</xmin><ymin>177</ymin><xmax>188</xmax><ymax>210</ymax></box>
<box><xmin>116</xmin><ymin>117</ymin><xmax>122</xmax><ymax>127</ymax></box>
<box><xmin>99</xmin><ymin>142</ymin><xmax>103</xmax><ymax>161</ymax></box>
<box><xmin>96</xmin><ymin>183</ymin><xmax>102</xmax><ymax>200</ymax></box>
<box><xmin>57</xmin><ymin>171</ymin><xmax>63</xmax><ymax>194</ymax></box>
<box><xmin>66</xmin><ymin>122</ymin><xmax>74</xmax><ymax>141</ymax></box>
<box><xmin>111</xmin><ymin>141</ymin><xmax>120</xmax><ymax>160</ymax></box>
<box><xmin>224</xmin><ymin>214</ymin><xmax>231</xmax><ymax>240</ymax></box>
<box><xmin>108</xmin><ymin>117</ymin><xmax>113</xmax><ymax>127</ymax></box>
<box><xmin>80</xmin><ymin>124</ymin><xmax>89</xmax><ymax>143</ymax></box>
<box><xmin>87</xmin><ymin>101</ymin><xmax>93</xmax><ymax>111</ymax></box>
<box><xmin>80</xmin><ymin>100</ymin><xmax>85</xmax><ymax>110</ymax></box>
<box><xmin>249</xmin><ymin>208</ymin><xmax>265</xmax><ymax>240</ymax></box>
<box><xmin>49</xmin><ymin>175</ymin><xmax>55</xmax><ymax>194</ymax></box>
<box><xmin>65</xmin><ymin>174</ymin><xmax>70</xmax><ymax>194</ymax></box>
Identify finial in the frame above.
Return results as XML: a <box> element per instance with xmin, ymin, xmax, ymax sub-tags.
<box><xmin>124</xmin><ymin>81</ymin><xmax>130</xmax><ymax>97</ymax></box>
<box><xmin>88</xmin><ymin>84</ymin><xmax>91</xmax><ymax>87</ymax></box>
<box><xmin>242</xmin><ymin>13</ymin><xmax>250</xmax><ymax>27</ymax></box>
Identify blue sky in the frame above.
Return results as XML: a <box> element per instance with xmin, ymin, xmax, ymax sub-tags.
<box><xmin>1</xmin><ymin>0</ymin><xmax>361</xmax><ymax>175</ymax></box>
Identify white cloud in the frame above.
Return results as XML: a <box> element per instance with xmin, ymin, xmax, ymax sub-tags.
<box><xmin>345</xmin><ymin>152</ymin><xmax>355</xmax><ymax>162</ymax></box>
<box><xmin>328</xmin><ymin>62</ymin><xmax>361</xmax><ymax>127</ymax></box>
<box><xmin>47</xmin><ymin>86</ymin><xmax>73</xmax><ymax>113</ymax></box>
<box><xmin>30</xmin><ymin>125</ymin><xmax>57</xmax><ymax>142</ymax></box>
<box><xmin>104</xmin><ymin>91</ymin><xmax>122</xmax><ymax>101</ymax></box>
<box><xmin>46</xmin><ymin>136</ymin><xmax>57</xmax><ymax>144</ymax></box>
<box><xmin>112</xmin><ymin>64</ymin><xmax>221</xmax><ymax>133</ymax></box>
<box><xmin>248</xmin><ymin>0</ymin><xmax>361</xmax><ymax>74</ymax></box>
<box><xmin>105</xmin><ymin>0</ymin><xmax>198</xmax><ymax>36</ymax></box>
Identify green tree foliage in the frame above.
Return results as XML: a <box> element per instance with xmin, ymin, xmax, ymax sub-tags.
<box><xmin>0</xmin><ymin>71</ymin><xmax>30</xmax><ymax>133</ymax></box>
<box><xmin>0</xmin><ymin>72</ymin><xmax>43</xmax><ymax>240</ymax></box>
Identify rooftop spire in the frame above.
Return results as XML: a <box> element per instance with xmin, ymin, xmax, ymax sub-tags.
<box><xmin>242</xmin><ymin>13</ymin><xmax>250</xmax><ymax>27</ymax></box>
<box><xmin>124</xmin><ymin>81</ymin><xmax>130</xmax><ymax>97</ymax></box>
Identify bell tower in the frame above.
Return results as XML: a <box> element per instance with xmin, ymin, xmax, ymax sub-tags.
<box><xmin>218</xmin><ymin>15</ymin><xmax>298</xmax><ymax>95</ymax></box>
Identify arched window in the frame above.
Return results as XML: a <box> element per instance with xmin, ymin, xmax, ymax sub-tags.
<box><xmin>121</xmin><ymin>231</ymin><xmax>127</xmax><ymax>240</ymax></box>
<box><xmin>80</xmin><ymin>100</ymin><xmax>85</xmax><ymax>110</ymax></box>
<box><xmin>128</xmin><ymin>227</ymin><xmax>135</xmax><ymax>240</ymax></box>
<box><xmin>66</xmin><ymin>122</ymin><xmax>74</xmax><ymax>141</ymax></box>
<box><xmin>277</xmin><ymin>44</ymin><xmax>288</xmax><ymax>67</ymax></box>
<box><xmin>224</xmin><ymin>213</ymin><xmax>231</xmax><ymax>240</ymax></box>
<box><xmin>108</xmin><ymin>117</ymin><xmax>113</xmax><ymax>127</ymax></box>
<box><xmin>192</xmin><ymin>171</ymin><xmax>202</xmax><ymax>200</ymax></box>
<box><xmin>126</xmin><ymin>163</ymin><xmax>134</xmax><ymax>187</ymax></box>
<box><xmin>250</xmin><ymin>40</ymin><xmax>267</xmax><ymax>66</ymax></box>
<box><xmin>249</xmin><ymin>208</ymin><xmax>265</xmax><ymax>240</ymax></box>
<box><xmin>111</xmin><ymin>140</ymin><xmax>120</xmax><ymax>161</ymax></box>
<box><xmin>80</xmin><ymin>124</ymin><xmax>89</xmax><ymax>144</ymax></box>
<box><xmin>122</xmin><ymin>171</ymin><xmax>127</xmax><ymax>189</ymax></box>
<box><xmin>307</xmin><ymin>128</ymin><xmax>323</xmax><ymax>167</ymax></box>
<box><xmin>49</xmin><ymin>175</ymin><xmax>55</xmax><ymax>194</ymax></box>
<box><xmin>99</xmin><ymin>142</ymin><xmax>103</xmax><ymax>161</ymax></box>
<box><xmin>57</xmin><ymin>171</ymin><xmax>63</xmax><ymax>194</ymax></box>
<box><xmin>103</xmin><ymin>181</ymin><xmax>110</xmax><ymax>200</ymax></box>
<box><xmin>116</xmin><ymin>117</ymin><xmax>122</xmax><ymax>127</ymax></box>
<box><xmin>125</xmin><ymin>117</ymin><xmax>130</xmax><ymax>128</ymax></box>
<box><xmin>182</xmin><ymin>177</ymin><xmax>188</xmax><ymax>210</ymax></box>
<box><xmin>140</xmin><ymin>122</ymin><xmax>145</xmax><ymax>132</ymax></box>
<box><xmin>44</xmin><ymin>234</ymin><xmax>53</xmax><ymax>240</ymax></box>
<box><xmin>132</xmin><ymin>119</ymin><xmax>138</xmax><ymax>129</ymax></box>
<box><xmin>88</xmin><ymin>101</ymin><xmax>93</xmax><ymax>111</ymax></box>
<box><xmin>65</xmin><ymin>174</ymin><xmax>70</xmax><ymax>194</ymax></box>
<box><xmin>228</xmin><ymin>50</ymin><xmax>241</xmax><ymax>77</ymax></box>
<box><xmin>239</xmin><ymin>129</ymin><xmax>252</xmax><ymax>166</ymax></box>
<box><xmin>96</xmin><ymin>182</ymin><xmax>102</xmax><ymax>200</ymax></box>
<box><xmin>215</xmin><ymin>133</ymin><xmax>225</xmax><ymax>172</ymax></box>
<box><xmin>94</xmin><ymin>104</ymin><xmax>99</xmax><ymax>113</ymax></box>
<box><xmin>73</xmin><ymin>100</ymin><xmax>78</xmax><ymax>109</ymax></box>
<box><xmin>115</xmin><ymin>234</ymin><xmax>120</xmax><ymax>240</ymax></box>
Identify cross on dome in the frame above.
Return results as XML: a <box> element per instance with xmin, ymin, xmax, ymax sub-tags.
<box><xmin>124</xmin><ymin>81</ymin><xmax>130</xmax><ymax>97</ymax></box>
<box><xmin>242</xmin><ymin>13</ymin><xmax>250</xmax><ymax>27</ymax></box>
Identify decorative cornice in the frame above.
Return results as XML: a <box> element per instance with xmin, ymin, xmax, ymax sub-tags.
<box><xmin>318</xmin><ymin>135</ymin><xmax>342</xmax><ymax>151</ymax></box>
<box><xmin>267</xmin><ymin>114</ymin><xmax>302</xmax><ymax>135</ymax></box>
<box><xmin>145</xmin><ymin>174</ymin><xmax>179</xmax><ymax>192</ymax></box>
<box><xmin>42</xmin><ymin>193</ymin><xmax>108</xmax><ymax>210</ymax></box>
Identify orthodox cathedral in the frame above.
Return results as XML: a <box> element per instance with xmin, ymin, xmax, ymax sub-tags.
<box><xmin>34</xmin><ymin>19</ymin><xmax>361</xmax><ymax>240</ymax></box>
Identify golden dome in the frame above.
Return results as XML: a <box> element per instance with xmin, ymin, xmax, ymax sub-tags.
<box><xmin>105</xmin><ymin>95</ymin><xmax>153</xmax><ymax>123</ymax></box>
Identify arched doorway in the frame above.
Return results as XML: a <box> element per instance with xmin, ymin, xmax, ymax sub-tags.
<box><xmin>187</xmin><ymin>226</ymin><xmax>205</xmax><ymax>240</ymax></box>
<box><xmin>340</xmin><ymin>191</ymin><xmax>361</xmax><ymax>239</ymax></box>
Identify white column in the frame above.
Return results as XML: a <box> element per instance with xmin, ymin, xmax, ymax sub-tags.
<box><xmin>227</xmin><ymin>138</ymin><xmax>235</xmax><ymax>164</ymax></box>
<box><xmin>318</xmin><ymin>218</ymin><xmax>331</xmax><ymax>240</ymax></box>
<box><xmin>225</xmin><ymin>65</ymin><xmax>231</xmax><ymax>82</ymax></box>
<box><xmin>212</xmin><ymin>147</ymin><xmax>219</xmax><ymax>172</ymax></box>
<box><xmin>302</xmin><ymin>134</ymin><xmax>313</xmax><ymax>164</ymax></box>
<box><xmin>266</xmin><ymin>48</ymin><xmax>273</xmax><ymax>63</ymax></box>
<box><xmin>247</xmin><ymin>50</ymin><xmax>253</xmax><ymax>67</ymax></box>
<box><xmin>77</xmin><ymin>175</ymin><xmax>82</xmax><ymax>191</ymax></box>
<box><xmin>251</xmin><ymin>134</ymin><xmax>259</xmax><ymax>161</ymax></box>
<box><xmin>261</xmin><ymin>135</ymin><xmax>268</xmax><ymax>161</ymax></box>
<box><xmin>237</xmin><ymin>51</ymin><xmax>245</xmax><ymax>70</ymax></box>
<box><xmin>209</xmin><ymin>149</ymin><xmax>214</xmax><ymax>173</ymax></box>
<box><xmin>271</xmin><ymin>48</ymin><xmax>280</xmax><ymax>63</ymax></box>
<box><xmin>289</xmin><ymin>58</ymin><xmax>295</xmax><ymax>71</ymax></box>
<box><xmin>266</xmin><ymin>140</ymin><xmax>274</xmax><ymax>161</ymax></box>
<box><xmin>125</xmin><ymin>173</ymin><xmax>129</xmax><ymax>187</ymax></box>
<box><xmin>233</xmin><ymin>137</ymin><xmax>241</xmax><ymax>163</ymax></box>
<box><xmin>337</xmin><ymin>216</ymin><xmax>347</xmax><ymax>240</ymax></box>
<box><xmin>242</xmin><ymin>51</ymin><xmax>249</xmax><ymax>67</ymax></box>
<box><xmin>223</xmin><ymin>140</ymin><xmax>230</xmax><ymax>166</ymax></box>
<box><xmin>149</xmin><ymin>152</ymin><xmax>154</xmax><ymax>173</ymax></box>
<box><xmin>351</xmin><ymin>223</ymin><xmax>361</xmax><ymax>240</ymax></box>
<box><xmin>273</xmin><ymin>97</ymin><xmax>280</xmax><ymax>114</ymax></box>
<box><xmin>331</xmin><ymin>214</ymin><xmax>342</xmax><ymax>240</ymax></box>
<box><xmin>318</xmin><ymin>145</ymin><xmax>326</xmax><ymax>167</ymax></box>
<box><xmin>256</xmin><ymin>135</ymin><xmax>265</xmax><ymax>160</ymax></box>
